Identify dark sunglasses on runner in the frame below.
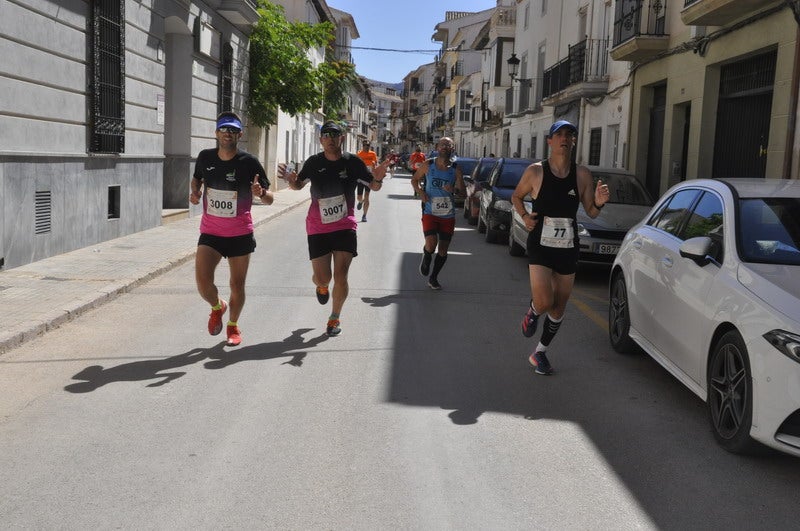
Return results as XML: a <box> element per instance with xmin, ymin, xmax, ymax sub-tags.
<box><xmin>218</xmin><ymin>126</ymin><xmax>241</xmax><ymax>134</ymax></box>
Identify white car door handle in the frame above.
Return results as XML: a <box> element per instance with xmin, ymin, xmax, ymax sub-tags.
<box><xmin>632</xmin><ymin>240</ymin><xmax>642</xmax><ymax>249</ymax></box>
<box><xmin>662</xmin><ymin>256</ymin><xmax>673</xmax><ymax>268</ymax></box>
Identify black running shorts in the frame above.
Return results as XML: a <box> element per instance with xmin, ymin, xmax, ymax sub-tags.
<box><xmin>198</xmin><ymin>232</ymin><xmax>256</xmax><ymax>258</ymax></box>
<box><xmin>308</xmin><ymin>229</ymin><xmax>358</xmax><ymax>259</ymax></box>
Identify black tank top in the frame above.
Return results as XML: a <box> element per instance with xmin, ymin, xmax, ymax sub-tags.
<box><xmin>531</xmin><ymin>160</ymin><xmax>580</xmax><ymax>247</ymax></box>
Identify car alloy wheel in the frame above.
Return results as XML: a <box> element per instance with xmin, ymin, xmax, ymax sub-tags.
<box><xmin>707</xmin><ymin>330</ymin><xmax>758</xmax><ymax>454</ymax></box>
<box><xmin>608</xmin><ymin>273</ymin><xmax>636</xmax><ymax>354</ymax></box>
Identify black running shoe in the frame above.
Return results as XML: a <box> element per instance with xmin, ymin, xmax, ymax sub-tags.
<box><xmin>428</xmin><ymin>277</ymin><xmax>442</xmax><ymax>290</ymax></box>
<box><xmin>316</xmin><ymin>286</ymin><xmax>329</xmax><ymax>305</ymax></box>
<box><xmin>420</xmin><ymin>250</ymin><xmax>432</xmax><ymax>276</ymax></box>
<box><xmin>529</xmin><ymin>351</ymin><xmax>553</xmax><ymax>375</ymax></box>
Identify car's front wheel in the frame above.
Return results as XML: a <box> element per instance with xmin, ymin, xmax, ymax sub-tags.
<box><xmin>707</xmin><ymin>330</ymin><xmax>759</xmax><ymax>454</ymax></box>
<box><xmin>608</xmin><ymin>272</ymin><xmax>637</xmax><ymax>354</ymax></box>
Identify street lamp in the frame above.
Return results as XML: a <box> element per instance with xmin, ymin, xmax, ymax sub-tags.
<box><xmin>507</xmin><ymin>52</ymin><xmax>520</xmax><ymax>81</ymax></box>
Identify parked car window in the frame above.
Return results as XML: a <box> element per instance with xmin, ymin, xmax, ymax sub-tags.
<box><xmin>649</xmin><ymin>189</ymin><xmax>701</xmax><ymax>235</ymax></box>
<box><xmin>593</xmin><ymin>173</ymin><xmax>652</xmax><ymax>206</ymax></box>
<box><xmin>682</xmin><ymin>191</ymin><xmax>724</xmax><ymax>262</ymax></box>
<box><xmin>739</xmin><ymin>197</ymin><xmax>800</xmax><ymax>265</ymax></box>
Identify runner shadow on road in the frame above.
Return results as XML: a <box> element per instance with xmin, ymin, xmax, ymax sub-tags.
<box><xmin>64</xmin><ymin>343</ymin><xmax>225</xmax><ymax>393</ymax></box>
<box><xmin>204</xmin><ymin>328</ymin><xmax>329</xmax><ymax>370</ymax></box>
<box><xmin>63</xmin><ymin>329</ymin><xmax>328</xmax><ymax>392</ymax></box>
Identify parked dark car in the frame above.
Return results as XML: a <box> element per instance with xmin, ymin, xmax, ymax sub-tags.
<box><xmin>508</xmin><ymin>167</ymin><xmax>654</xmax><ymax>260</ymax></box>
<box><xmin>478</xmin><ymin>158</ymin><xmax>536</xmax><ymax>243</ymax></box>
<box><xmin>462</xmin><ymin>157</ymin><xmax>497</xmax><ymax>225</ymax></box>
<box><xmin>453</xmin><ymin>156</ymin><xmax>478</xmax><ymax>207</ymax></box>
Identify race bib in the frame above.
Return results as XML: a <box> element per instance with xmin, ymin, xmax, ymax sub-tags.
<box><xmin>431</xmin><ymin>196</ymin><xmax>453</xmax><ymax>217</ymax></box>
<box><xmin>319</xmin><ymin>194</ymin><xmax>346</xmax><ymax>224</ymax></box>
<box><xmin>206</xmin><ymin>188</ymin><xmax>237</xmax><ymax>218</ymax></box>
<box><xmin>540</xmin><ymin>216</ymin><xmax>574</xmax><ymax>248</ymax></box>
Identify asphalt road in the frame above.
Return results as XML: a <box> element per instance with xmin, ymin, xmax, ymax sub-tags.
<box><xmin>1</xmin><ymin>173</ymin><xmax>799</xmax><ymax>530</ymax></box>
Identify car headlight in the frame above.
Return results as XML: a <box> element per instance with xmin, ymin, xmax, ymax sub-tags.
<box><xmin>763</xmin><ymin>330</ymin><xmax>800</xmax><ymax>364</ymax></box>
<box><xmin>577</xmin><ymin>222</ymin><xmax>590</xmax><ymax>237</ymax></box>
<box><xmin>493</xmin><ymin>199</ymin><xmax>512</xmax><ymax>212</ymax></box>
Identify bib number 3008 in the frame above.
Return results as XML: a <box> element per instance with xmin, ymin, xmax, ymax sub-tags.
<box><xmin>206</xmin><ymin>188</ymin><xmax>237</xmax><ymax>218</ymax></box>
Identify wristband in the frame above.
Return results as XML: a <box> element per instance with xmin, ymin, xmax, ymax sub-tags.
<box><xmin>593</xmin><ymin>200</ymin><xmax>604</xmax><ymax>210</ymax></box>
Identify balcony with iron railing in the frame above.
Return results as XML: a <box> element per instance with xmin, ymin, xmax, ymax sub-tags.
<box><xmin>217</xmin><ymin>0</ymin><xmax>260</xmax><ymax>27</ymax></box>
<box><xmin>681</xmin><ymin>0</ymin><xmax>783</xmax><ymax>26</ymax></box>
<box><xmin>610</xmin><ymin>0</ymin><xmax>669</xmax><ymax>62</ymax></box>
<box><xmin>492</xmin><ymin>6</ymin><xmax>517</xmax><ymax>28</ymax></box>
<box><xmin>542</xmin><ymin>38</ymin><xmax>609</xmax><ymax>106</ymax></box>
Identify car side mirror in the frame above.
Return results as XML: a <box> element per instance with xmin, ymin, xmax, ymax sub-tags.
<box><xmin>679</xmin><ymin>236</ymin><xmax>718</xmax><ymax>267</ymax></box>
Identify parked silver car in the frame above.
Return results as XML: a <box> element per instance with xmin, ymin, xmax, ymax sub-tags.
<box><xmin>508</xmin><ymin>167</ymin><xmax>654</xmax><ymax>261</ymax></box>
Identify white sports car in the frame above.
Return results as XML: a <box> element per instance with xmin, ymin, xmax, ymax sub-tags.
<box><xmin>608</xmin><ymin>178</ymin><xmax>800</xmax><ymax>457</ymax></box>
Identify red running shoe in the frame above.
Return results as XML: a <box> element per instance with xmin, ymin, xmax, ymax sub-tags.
<box><xmin>226</xmin><ymin>325</ymin><xmax>242</xmax><ymax>346</ymax></box>
<box><xmin>208</xmin><ymin>299</ymin><xmax>227</xmax><ymax>336</ymax></box>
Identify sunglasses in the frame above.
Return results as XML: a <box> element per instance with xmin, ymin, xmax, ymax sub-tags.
<box><xmin>321</xmin><ymin>131</ymin><xmax>341</xmax><ymax>138</ymax></box>
<box><xmin>217</xmin><ymin>126</ymin><xmax>241</xmax><ymax>134</ymax></box>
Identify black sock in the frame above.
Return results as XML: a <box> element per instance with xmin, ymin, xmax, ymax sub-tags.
<box><xmin>431</xmin><ymin>253</ymin><xmax>448</xmax><ymax>278</ymax></box>
<box><xmin>540</xmin><ymin>314</ymin><xmax>563</xmax><ymax>347</ymax></box>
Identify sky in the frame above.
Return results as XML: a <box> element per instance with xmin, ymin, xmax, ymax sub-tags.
<box><xmin>326</xmin><ymin>0</ymin><xmax>497</xmax><ymax>84</ymax></box>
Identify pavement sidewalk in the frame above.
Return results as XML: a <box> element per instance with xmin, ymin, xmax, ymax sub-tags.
<box><xmin>0</xmin><ymin>188</ymin><xmax>310</xmax><ymax>355</ymax></box>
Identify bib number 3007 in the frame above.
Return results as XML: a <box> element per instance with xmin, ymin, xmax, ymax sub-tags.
<box><xmin>319</xmin><ymin>194</ymin><xmax>346</xmax><ymax>224</ymax></box>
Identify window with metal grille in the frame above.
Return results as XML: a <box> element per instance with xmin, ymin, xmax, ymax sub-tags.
<box><xmin>220</xmin><ymin>43</ymin><xmax>233</xmax><ymax>112</ymax></box>
<box><xmin>589</xmin><ymin>127</ymin><xmax>602</xmax><ymax>165</ymax></box>
<box><xmin>35</xmin><ymin>191</ymin><xmax>52</xmax><ymax>235</ymax></box>
<box><xmin>89</xmin><ymin>0</ymin><xmax>125</xmax><ymax>153</ymax></box>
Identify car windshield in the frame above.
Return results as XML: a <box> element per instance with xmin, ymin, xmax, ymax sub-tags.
<box><xmin>594</xmin><ymin>173</ymin><xmax>653</xmax><ymax>206</ymax></box>
<box><xmin>739</xmin><ymin>197</ymin><xmax>800</xmax><ymax>265</ymax></box>
<box><xmin>497</xmin><ymin>161</ymin><xmax>530</xmax><ymax>188</ymax></box>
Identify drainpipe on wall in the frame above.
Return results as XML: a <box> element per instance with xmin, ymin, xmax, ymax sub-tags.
<box><xmin>783</xmin><ymin>26</ymin><xmax>800</xmax><ymax>179</ymax></box>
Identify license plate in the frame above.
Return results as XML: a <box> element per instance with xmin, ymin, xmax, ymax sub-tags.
<box><xmin>596</xmin><ymin>243</ymin><xmax>620</xmax><ymax>254</ymax></box>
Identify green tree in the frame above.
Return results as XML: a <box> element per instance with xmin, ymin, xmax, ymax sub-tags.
<box><xmin>319</xmin><ymin>57</ymin><xmax>359</xmax><ymax>119</ymax></box>
<box><xmin>248</xmin><ymin>1</ymin><xmax>358</xmax><ymax>127</ymax></box>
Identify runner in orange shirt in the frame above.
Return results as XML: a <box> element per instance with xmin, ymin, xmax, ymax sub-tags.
<box><xmin>355</xmin><ymin>140</ymin><xmax>379</xmax><ymax>222</ymax></box>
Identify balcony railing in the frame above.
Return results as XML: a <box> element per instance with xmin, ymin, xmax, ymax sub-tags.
<box><xmin>542</xmin><ymin>38</ymin><xmax>608</xmax><ymax>99</ymax></box>
<box><xmin>492</xmin><ymin>6</ymin><xmax>516</xmax><ymax>27</ymax></box>
<box><xmin>613</xmin><ymin>0</ymin><xmax>668</xmax><ymax>47</ymax></box>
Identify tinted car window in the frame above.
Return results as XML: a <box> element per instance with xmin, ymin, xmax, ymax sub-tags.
<box><xmin>650</xmin><ymin>189</ymin><xmax>701</xmax><ymax>235</ymax></box>
<box><xmin>682</xmin><ymin>191</ymin><xmax>724</xmax><ymax>262</ymax></box>
<box><xmin>739</xmin><ymin>197</ymin><xmax>800</xmax><ymax>265</ymax></box>
<box><xmin>593</xmin><ymin>173</ymin><xmax>653</xmax><ymax>206</ymax></box>
<box><xmin>497</xmin><ymin>161</ymin><xmax>531</xmax><ymax>188</ymax></box>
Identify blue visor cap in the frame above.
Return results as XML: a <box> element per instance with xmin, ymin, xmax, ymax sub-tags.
<box><xmin>548</xmin><ymin>120</ymin><xmax>577</xmax><ymax>137</ymax></box>
<box><xmin>217</xmin><ymin>116</ymin><xmax>243</xmax><ymax>130</ymax></box>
